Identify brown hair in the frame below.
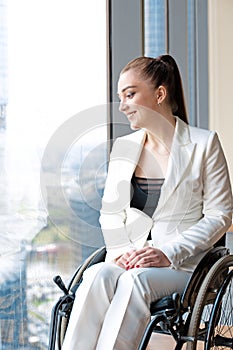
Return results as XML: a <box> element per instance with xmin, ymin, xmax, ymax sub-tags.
<box><xmin>121</xmin><ymin>55</ymin><xmax>188</xmax><ymax>124</ymax></box>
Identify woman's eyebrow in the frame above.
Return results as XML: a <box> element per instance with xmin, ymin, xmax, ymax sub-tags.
<box><xmin>117</xmin><ymin>85</ymin><xmax>137</xmax><ymax>95</ymax></box>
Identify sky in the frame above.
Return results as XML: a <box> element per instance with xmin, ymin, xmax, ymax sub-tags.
<box><xmin>6</xmin><ymin>0</ymin><xmax>107</xmax><ymax>150</ymax></box>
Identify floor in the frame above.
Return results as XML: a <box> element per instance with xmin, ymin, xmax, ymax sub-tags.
<box><xmin>147</xmin><ymin>334</ymin><xmax>173</xmax><ymax>349</ymax></box>
<box><xmin>147</xmin><ymin>333</ymin><xmax>206</xmax><ymax>350</ymax></box>
<box><xmin>147</xmin><ymin>334</ymin><xmax>184</xmax><ymax>350</ymax></box>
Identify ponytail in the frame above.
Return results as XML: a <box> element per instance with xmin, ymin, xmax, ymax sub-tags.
<box><xmin>158</xmin><ymin>55</ymin><xmax>188</xmax><ymax>124</ymax></box>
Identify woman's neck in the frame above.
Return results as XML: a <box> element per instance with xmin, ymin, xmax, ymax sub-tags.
<box><xmin>145</xmin><ymin>114</ymin><xmax>176</xmax><ymax>154</ymax></box>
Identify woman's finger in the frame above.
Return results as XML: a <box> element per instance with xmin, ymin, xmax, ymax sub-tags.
<box><xmin>126</xmin><ymin>248</ymin><xmax>171</xmax><ymax>268</ymax></box>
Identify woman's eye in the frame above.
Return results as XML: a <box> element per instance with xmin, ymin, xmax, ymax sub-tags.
<box><xmin>127</xmin><ymin>92</ymin><xmax>135</xmax><ymax>99</ymax></box>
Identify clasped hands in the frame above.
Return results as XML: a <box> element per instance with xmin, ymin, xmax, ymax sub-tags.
<box><xmin>115</xmin><ymin>246</ymin><xmax>171</xmax><ymax>269</ymax></box>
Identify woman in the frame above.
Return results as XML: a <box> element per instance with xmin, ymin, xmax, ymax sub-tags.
<box><xmin>62</xmin><ymin>55</ymin><xmax>232</xmax><ymax>349</ymax></box>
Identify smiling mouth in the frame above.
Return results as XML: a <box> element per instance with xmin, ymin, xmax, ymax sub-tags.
<box><xmin>127</xmin><ymin>111</ymin><xmax>136</xmax><ymax>119</ymax></box>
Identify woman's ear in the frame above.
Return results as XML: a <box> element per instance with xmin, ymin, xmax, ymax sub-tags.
<box><xmin>156</xmin><ymin>85</ymin><xmax>167</xmax><ymax>105</ymax></box>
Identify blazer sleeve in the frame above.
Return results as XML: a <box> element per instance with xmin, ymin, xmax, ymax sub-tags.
<box><xmin>160</xmin><ymin>131</ymin><xmax>232</xmax><ymax>269</ymax></box>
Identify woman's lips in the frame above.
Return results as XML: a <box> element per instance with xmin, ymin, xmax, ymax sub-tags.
<box><xmin>127</xmin><ymin>111</ymin><xmax>136</xmax><ymax>120</ymax></box>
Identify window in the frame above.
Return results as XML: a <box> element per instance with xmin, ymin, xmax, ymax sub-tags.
<box><xmin>0</xmin><ymin>1</ymin><xmax>107</xmax><ymax>348</ymax></box>
<box><xmin>0</xmin><ymin>1</ymin><xmax>211</xmax><ymax>348</ymax></box>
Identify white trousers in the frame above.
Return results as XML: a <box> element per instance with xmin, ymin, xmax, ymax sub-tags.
<box><xmin>61</xmin><ymin>262</ymin><xmax>191</xmax><ymax>350</ymax></box>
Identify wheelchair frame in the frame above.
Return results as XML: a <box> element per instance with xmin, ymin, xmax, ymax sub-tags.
<box><xmin>48</xmin><ymin>246</ymin><xmax>233</xmax><ymax>350</ymax></box>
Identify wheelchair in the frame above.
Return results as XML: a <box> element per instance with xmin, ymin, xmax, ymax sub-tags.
<box><xmin>48</xmin><ymin>243</ymin><xmax>233</xmax><ymax>350</ymax></box>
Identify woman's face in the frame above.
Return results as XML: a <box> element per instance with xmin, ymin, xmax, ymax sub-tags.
<box><xmin>117</xmin><ymin>69</ymin><xmax>159</xmax><ymax>130</ymax></box>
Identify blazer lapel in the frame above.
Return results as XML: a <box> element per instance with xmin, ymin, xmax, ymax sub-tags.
<box><xmin>103</xmin><ymin>130</ymin><xmax>146</xmax><ymax>212</ymax></box>
<box><xmin>111</xmin><ymin>129</ymin><xmax>146</xmax><ymax>173</ymax></box>
<box><xmin>154</xmin><ymin>118</ymin><xmax>196</xmax><ymax>215</ymax></box>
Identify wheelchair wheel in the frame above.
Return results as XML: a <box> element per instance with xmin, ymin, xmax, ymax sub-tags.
<box><xmin>186</xmin><ymin>254</ymin><xmax>233</xmax><ymax>350</ymax></box>
<box><xmin>205</xmin><ymin>267</ymin><xmax>233</xmax><ymax>349</ymax></box>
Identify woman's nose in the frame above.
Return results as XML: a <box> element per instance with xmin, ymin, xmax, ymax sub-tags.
<box><xmin>119</xmin><ymin>100</ymin><xmax>129</xmax><ymax>113</ymax></box>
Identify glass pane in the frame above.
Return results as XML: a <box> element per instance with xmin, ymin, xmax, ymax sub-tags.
<box><xmin>144</xmin><ymin>0</ymin><xmax>166</xmax><ymax>57</ymax></box>
<box><xmin>0</xmin><ymin>0</ymin><xmax>107</xmax><ymax>349</ymax></box>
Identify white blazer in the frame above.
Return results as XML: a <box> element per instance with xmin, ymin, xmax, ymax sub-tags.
<box><xmin>99</xmin><ymin>117</ymin><xmax>232</xmax><ymax>272</ymax></box>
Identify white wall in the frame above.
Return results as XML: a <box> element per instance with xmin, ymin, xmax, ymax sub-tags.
<box><xmin>208</xmin><ymin>0</ymin><xmax>233</xmax><ymax>187</ymax></box>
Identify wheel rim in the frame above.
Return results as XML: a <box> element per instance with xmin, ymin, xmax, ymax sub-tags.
<box><xmin>206</xmin><ymin>269</ymin><xmax>233</xmax><ymax>349</ymax></box>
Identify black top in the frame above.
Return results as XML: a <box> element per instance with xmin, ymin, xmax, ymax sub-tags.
<box><xmin>130</xmin><ymin>175</ymin><xmax>164</xmax><ymax>239</ymax></box>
